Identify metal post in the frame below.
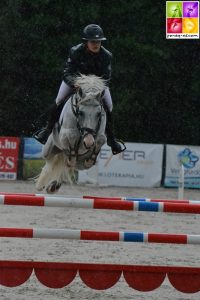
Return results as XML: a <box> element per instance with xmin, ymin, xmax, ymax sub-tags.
<box><xmin>178</xmin><ymin>164</ymin><xmax>184</xmax><ymax>200</ymax></box>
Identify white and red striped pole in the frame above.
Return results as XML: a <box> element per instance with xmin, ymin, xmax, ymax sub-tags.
<box><xmin>83</xmin><ymin>195</ymin><xmax>200</xmax><ymax>204</ymax></box>
<box><xmin>1</xmin><ymin>227</ymin><xmax>200</xmax><ymax>245</ymax></box>
<box><xmin>1</xmin><ymin>194</ymin><xmax>200</xmax><ymax>214</ymax></box>
<box><xmin>1</xmin><ymin>192</ymin><xmax>200</xmax><ymax>204</ymax></box>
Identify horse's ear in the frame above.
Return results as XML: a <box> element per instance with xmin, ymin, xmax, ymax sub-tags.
<box><xmin>100</xmin><ymin>90</ymin><xmax>105</xmax><ymax>98</ymax></box>
<box><xmin>78</xmin><ymin>88</ymin><xmax>86</xmax><ymax>99</ymax></box>
<box><xmin>78</xmin><ymin>88</ymin><xmax>83</xmax><ymax>98</ymax></box>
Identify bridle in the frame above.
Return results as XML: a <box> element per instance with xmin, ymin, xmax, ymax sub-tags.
<box><xmin>62</xmin><ymin>91</ymin><xmax>104</xmax><ymax>164</ymax></box>
<box><xmin>71</xmin><ymin>92</ymin><xmax>103</xmax><ymax>139</ymax></box>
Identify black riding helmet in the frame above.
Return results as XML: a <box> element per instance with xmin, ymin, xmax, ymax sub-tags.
<box><xmin>82</xmin><ymin>24</ymin><xmax>107</xmax><ymax>41</ymax></box>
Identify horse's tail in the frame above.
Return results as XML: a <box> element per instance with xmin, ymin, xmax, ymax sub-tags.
<box><xmin>35</xmin><ymin>153</ymin><xmax>76</xmax><ymax>192</ymax></box>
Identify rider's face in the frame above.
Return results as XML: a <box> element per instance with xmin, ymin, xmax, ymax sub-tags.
<box><xmin>87</xmin><ymin>40</ymin><xmax>101</xmax><ymax>53</ymax></box>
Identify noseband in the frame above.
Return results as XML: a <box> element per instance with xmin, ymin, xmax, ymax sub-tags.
<box><xmin>71</xmin><ymin>93</ymin><xmax>103</xmax><ymax>138</ymax></box>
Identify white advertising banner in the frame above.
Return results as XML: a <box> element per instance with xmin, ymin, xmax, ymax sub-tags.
<box><xmin>79</xmin><ymin>143</ymin><xmax>164</xmax><ymax>187</ymax></box>
<box><xmin>164</xmin><ymin>144</ymin><xmax>200</xmax><ymax>188</ymax></box>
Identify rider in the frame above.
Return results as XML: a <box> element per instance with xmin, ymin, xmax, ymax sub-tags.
<box><xmin>34</xmin><ymin>24</ymin><xmax>122</xmax><ymax>155</ymax></box>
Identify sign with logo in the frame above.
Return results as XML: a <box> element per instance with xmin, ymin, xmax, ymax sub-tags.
<box><xmin>23</xmin><ymin>138</ymin><xmax>43</xmax><ymax>159</ymax></box>
<box><xmin>79</xmin><ymin>143</ymin><xmax>164</xmax><ymax>187</ymax></box>
<box><xmin>0</xmin><ymin>137</ymin><xmax>20</xmax><ymax>180</ymax></box>
<box><xmin>166</xmin><ymin>1</ymin><xmax>199</xmax><ymax>39</ymax></box>
<box><xmin>23</xmin><ymin>138</ymin><xmax>44</xmax><ymax>179</ymax></box>
<box><xmin>164</xmin><ymin>144</ymin><xmax>200</xmax><ymax>188</ymax></box>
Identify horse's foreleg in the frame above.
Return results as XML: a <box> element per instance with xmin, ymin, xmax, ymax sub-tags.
<box><xmin>96</xmin><ymin>134</ymin><xmax>106</xmax><ymax>149</ymax></box>
<box><xmin>84</xmin><ymin>134</ymin><xmax>106</xmax><ymax>168</ymax></box>
<box><xmin>61</xmin><ymin>129</ymin><xmax>80</xmax><ymax>168</ymax></box>
<box><xmin>42</xmin><ymin>134</ymin><xmax>61</xmax><ymax>160</ymax></box>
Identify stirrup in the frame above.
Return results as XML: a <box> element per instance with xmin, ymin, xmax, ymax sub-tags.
<box><xmin>33</xmin><ymin>128</ymin><xmax>50</xmax><ymax>144</ymax></box>
<box><xmin>111</xmin><ymin>139</ymin><xmax>126</xmax><ymax>155</ymax></box>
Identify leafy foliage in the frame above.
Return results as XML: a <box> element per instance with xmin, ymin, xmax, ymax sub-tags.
<box><xmin>1</xmin><ymin>0</ymin><xmax>199</xmax><ymax>145</ymax></box>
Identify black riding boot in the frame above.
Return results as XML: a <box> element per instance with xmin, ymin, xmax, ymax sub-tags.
<box><xmin>33</xmin><ymin>102</ymin><xmax>63</xmax><ymax>144</ymax></box>
<box><xmin>106</xmin><ymin>111</ymin><xmax>122</xmax><ymax>155</ymax></box>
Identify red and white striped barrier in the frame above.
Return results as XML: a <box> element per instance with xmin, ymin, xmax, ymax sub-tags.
<box><xmin>84</xmin><ymin>195</ymin><xmax>200</xmax><ymax>204</ymax></box>
<box><xmin>1</xmin><ymin>192</ymin><xmax>200</xmax><ymax>294</ymax></box>
<box><xmin>1</xmin><ymin>260</ymin><xmax>200</xmax><ymax>293</ymax></box>
<box><xmin>0</xmin><ymin>192</ymin><xmax>37</xmax><ymax>196</ymax></box>
<box><xmin>1</xmin><ymin>194</ymin><xmax>200</xmax><ymax>214</ymax></box>
<box><xmin>2</xmin><ymin>192</ymin><xmax>200</xmax><ymax>204</ymax></box>
<box><xmin>1</xmin><ymin>227</ymin><xmax>200</xmax><ymax>245</ymax></box>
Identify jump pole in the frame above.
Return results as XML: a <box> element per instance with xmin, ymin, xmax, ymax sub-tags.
<box><xmin>84</xmin><ymin>195</ymin><xmax>200</xmax><ymax>204</ymax></box>
<box><xmin>1</xmin><ymin>260</ymin><xmax>200</xmax><ymax>293</ymax></box>
<box><xmin>1</xmin><ymin>227</ymin><xmax>200</xmax><ymax>245</ymax></box>
<box><xmin>1</xmin><ymin>193</ymin><xmax>200</xmax><ymax>204</ymax></box>
<box><xmin>1</xmin><ymin>195</ymin><xmax>200</xmax><ymax>214</ymax></box>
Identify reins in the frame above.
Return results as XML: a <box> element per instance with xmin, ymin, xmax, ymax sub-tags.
<box><xmin>71</xmin><ymin>93</ymin><xmax>103</xmax><ymax>138</ymax></box>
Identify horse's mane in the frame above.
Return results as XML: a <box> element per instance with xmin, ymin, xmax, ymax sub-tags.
<box><xmin>74</xmin><ymin>74</ymin><xmax>106</xmax><ymax>94</ymax></box>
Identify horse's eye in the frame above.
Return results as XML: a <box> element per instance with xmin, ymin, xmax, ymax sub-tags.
<box><xmin>97</xmin><ymin>112</ymin><xmax>101</xmax><ymax>118</ymax></box>
<box><xmin>78</xmin><ymin>111</ymin><xmax>84</xmax><ymax>117</ymax></box>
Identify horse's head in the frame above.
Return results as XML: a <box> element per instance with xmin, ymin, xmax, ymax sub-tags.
<box><xmin>73</xmin><ymin>74</ymin><xmax>106</xmax><ymax>149</ymax></box>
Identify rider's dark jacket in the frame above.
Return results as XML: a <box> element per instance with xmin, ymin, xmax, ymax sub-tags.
<box><xmin>63</xmin><ymin>43</ymin><xmax>112</xmax><ymax>87</ymax></box>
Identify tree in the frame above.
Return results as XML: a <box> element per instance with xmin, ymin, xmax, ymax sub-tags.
<box><xmin>0</xmin><ymin>0</ymin><xmax>199</xmax><ymax>145</ymax></box>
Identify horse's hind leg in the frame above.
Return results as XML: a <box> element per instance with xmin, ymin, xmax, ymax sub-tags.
<box><xmin>35</xmin><ymin>135</ymin><xmax>62</xmax><ymax>192</ymax></box>
<box><xmin>36</xmin><ymin>153</ymin><xmax>64</xmax><ymax>193</ymax></box>
<box><xmin>46</xmin><ymin>180</ymin><xmax>61</xmax><ymax>194</ymax></box>
<box><xmin>35</xmin><ymin>157</ymin><xmax>57</xmax><ymax>192</ymax></box>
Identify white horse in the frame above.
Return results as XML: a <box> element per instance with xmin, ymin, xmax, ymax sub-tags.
<box><xmin>36</xmin><ymin>74</ymin><xmax>107</xmax><ymax>193</ymax></box>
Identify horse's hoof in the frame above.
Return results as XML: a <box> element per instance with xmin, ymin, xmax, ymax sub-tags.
<box><xmin>35</xmin><ymin>183</ymin><xmax>45</xmax><ymax>191</ymax></box>
<box><xmin>66</xmin><ymin>158</ymin><xmax>76</xmax><ymax>168</ymax></box>
<box><xmin>46</xmin><ymin>180</ymin><xmax>61</xmax><ymax>194</ymax></box>
<box><xmin>84</xmin><ymin>159</ymin><xmax>94</xmax><ymax>169</ymax></box>
<box><xmin>66</xmin><ymin>158</ymin><xmax>72</xmax><ymax>168</ymax></box>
